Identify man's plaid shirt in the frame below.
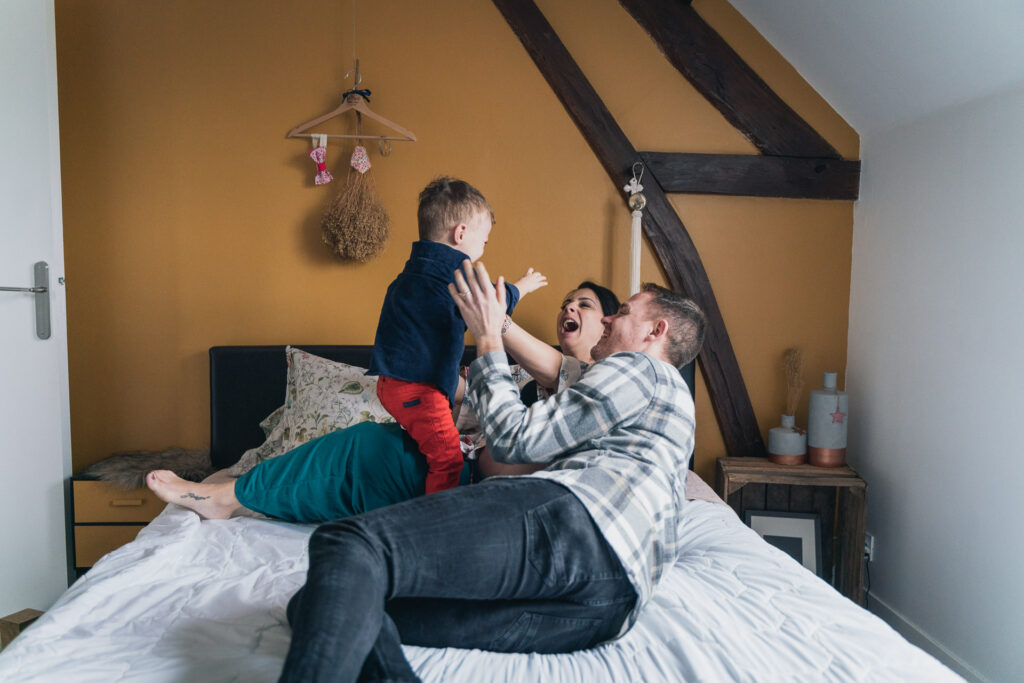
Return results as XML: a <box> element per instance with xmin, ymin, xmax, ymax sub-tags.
<box><xmin>467</xmin><ymin>350</ymin><xmax>695</xmax><ymax>625</ymax></box>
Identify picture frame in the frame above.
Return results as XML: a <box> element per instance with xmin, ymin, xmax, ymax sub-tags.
<box><xmin>744</xmin><ymin>510</ymin><xmax>823</xmax><ymax>578</ymax></box>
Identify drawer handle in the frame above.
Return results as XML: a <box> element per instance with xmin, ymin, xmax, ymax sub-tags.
<box><xmin>110</xmin><ymin>499</ymin><xmax>144</xmax><ymax>507</ymax></box>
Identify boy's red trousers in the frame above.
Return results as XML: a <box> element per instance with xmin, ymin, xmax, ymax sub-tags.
<box><xmin>376</xmin><ymin>376</ymin><xmax>464</xmax><ymax>494</ymax></box>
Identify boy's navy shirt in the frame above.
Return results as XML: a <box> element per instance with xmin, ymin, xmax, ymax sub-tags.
<box><xmin>367</xmin><ymin>240</ymin><xmax>520</xmax><ymax>404</ymax></box>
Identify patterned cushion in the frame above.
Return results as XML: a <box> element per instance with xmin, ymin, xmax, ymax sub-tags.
<box><xmin>228</xmin><ymin>347</ymin><xmax>394</xmax><ymax>476</ymax></box>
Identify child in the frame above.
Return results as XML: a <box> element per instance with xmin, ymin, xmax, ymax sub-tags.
<box><xmin>368</xmin><ymin>177</ymin><xmax>546</xmax><ymax>494</ymax></box>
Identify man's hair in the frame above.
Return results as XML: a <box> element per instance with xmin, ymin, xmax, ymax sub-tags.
<box><xmin>576</xmin><ymin>281</ymin><xmax>620</xmax><ymax>317</ymax></box>
<box><xmin>640</xmin><ymin>283</ymin><xmax>707</xmax><ymax>368</ymax></box>
<box><xmin>417</xmin><ymin>177</ymin><xmax>493</xmax><ymax>241</ymax></box>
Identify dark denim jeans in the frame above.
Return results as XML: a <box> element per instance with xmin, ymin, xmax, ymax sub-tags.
<box><xmin>279</xmin><ymin>478</ymin><xmax>638</xmax><ymax>682</ymax></box>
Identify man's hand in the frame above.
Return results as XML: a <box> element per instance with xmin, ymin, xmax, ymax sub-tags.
<box><xmin>449</xmin><ymin>260</ymin><xmax>507</xmax><ymax>357</ymax></box>
<box><xmin>513</xmin><ymin>268</ymin><xmax>548</xmax><ymax>296</ymax></box>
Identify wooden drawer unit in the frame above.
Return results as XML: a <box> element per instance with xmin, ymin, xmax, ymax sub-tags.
<box><xmin>72</xmin><ymin>479</ymin><xmax>165</xmax><ymax>572</ymax></box>
<box><xmin>73</xmin><ymin>480</ymin><xmax>165</xmax><ymax>522</ymax></box>
<box><xmin>74</xmin><ymin>525</ymin><xmax>146</xmax><ymax>567</ymax></box>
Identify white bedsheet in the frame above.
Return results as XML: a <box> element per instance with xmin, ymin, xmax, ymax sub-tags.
<box><xmin>0</xmin><ymin>496</ymin><xmax>959</xmax><ymax>682</ymax></box>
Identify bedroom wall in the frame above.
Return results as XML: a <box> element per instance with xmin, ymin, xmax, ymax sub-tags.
<box><xmin>848</xmin><ymin>85</ymin><xmax>1024</xmax><ymax>682</ymax></box>
<box><xmin>54</xmin><ymin>0</ymin><xmax>857</xmax><ymax>483</ymax></box>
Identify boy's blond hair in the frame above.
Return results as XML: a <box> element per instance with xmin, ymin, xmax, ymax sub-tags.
<box><xmin>418</xmin><ymin>177</ymin><xmax>493</xmax><ymax>241</ymax></box>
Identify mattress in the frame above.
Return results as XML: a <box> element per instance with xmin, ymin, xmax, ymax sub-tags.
<box><xmin>0</xmin><ymin>485</ymin><xmax>958</xmax><ymax>682</ymax></box>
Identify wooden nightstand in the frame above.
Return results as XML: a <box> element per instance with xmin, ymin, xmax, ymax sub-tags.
<box><xmin>715</xmin><ymin>457</ymin><xmax>867</xmax><ymax>604</ymax></box>
<box><xmin>71</xmin><ymin>478</ymin><xmax>166</xmax><ymax>575</ymax></box>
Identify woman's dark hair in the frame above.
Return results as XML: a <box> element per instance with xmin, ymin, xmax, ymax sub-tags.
<box><xmin>576</xmin><ymin>281</ymin><xmax>620</xmax><ymax>317</ymax></box>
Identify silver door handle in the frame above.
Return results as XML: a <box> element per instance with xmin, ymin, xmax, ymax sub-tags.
<box><xmin>1</xmin><ymin>262</ymin><xmax>51</xmax><ymax>339</ymax></box>
<box><xmin>0</xmin><ymin>286</ymin><xmax>47</xmax><ymax>293</ymax></box>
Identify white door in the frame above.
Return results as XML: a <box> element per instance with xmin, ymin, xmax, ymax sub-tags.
<box><xmin>0</xmin><ymin>0</ymin><xmax>72</xmax><ymax>615</ymax></box>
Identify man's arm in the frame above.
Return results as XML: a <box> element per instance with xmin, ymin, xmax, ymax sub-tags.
<box><xmin>468</xmin><ymin>352</ymin><xmax>653</xmax><ymax>464</ymax></box>
<box><xmin>449</xmin><ymin>260</ymin><xmax>651</xmax><ymax>464</ymax></box>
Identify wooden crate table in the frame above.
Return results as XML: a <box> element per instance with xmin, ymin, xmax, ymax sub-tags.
<box><xmin>715</xmin><ymin>457</ymin><xmax>867</xmax><ymax>605</ymax></box>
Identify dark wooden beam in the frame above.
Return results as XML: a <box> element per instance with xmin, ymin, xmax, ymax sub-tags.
<box><xmin>642</xmin><ymin>152</ymin><xmax>860</xmax><ymax>199</ymax></box>
<box><xmin>619</xmin><ymin>0</ymin><xmax>841</xmax><ymax>160</ymax></box>
<box><xmin>491</xmin><ymin>0</ymin><xmax>767</xmax><ymax>459</ymax></box>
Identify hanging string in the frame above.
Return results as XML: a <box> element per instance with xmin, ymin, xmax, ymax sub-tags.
<box><xmin>625</xmin><ymin>162</ymin><xmax>644</xmax><ymax>194</ymax></box>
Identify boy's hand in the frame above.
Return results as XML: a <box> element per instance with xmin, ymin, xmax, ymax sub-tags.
<box><xmin>514</xmin><ymin>268</ymin><xmax>548</xmax><ymax>296</ymax></box>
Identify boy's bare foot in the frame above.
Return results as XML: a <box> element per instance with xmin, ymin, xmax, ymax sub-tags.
<box><xmin>146</xmin><ymin>470</ymin><xmax>239</xmax><ymax>520</ymax></box>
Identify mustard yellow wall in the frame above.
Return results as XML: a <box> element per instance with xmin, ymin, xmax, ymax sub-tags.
<box><xmin>56</xmin><ymin>0</ymin><xmax>857</xmax><ymax>483</ymax></box>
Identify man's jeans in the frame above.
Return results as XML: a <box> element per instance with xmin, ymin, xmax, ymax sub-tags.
<box><xmin>279</xmin><ymin>478</ymin><xmax>638</xmax><ymax>682</ymax></box>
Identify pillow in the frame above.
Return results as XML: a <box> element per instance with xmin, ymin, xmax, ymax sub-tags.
<box><xmin>228</xmin><ymin>347</ymin><xmax>395</xmax><ymax>476</ymax></box>
<box><xmin>259</xmin><ymin>405</ymin><xmax>284</xmax><ymax>437</ymax></box>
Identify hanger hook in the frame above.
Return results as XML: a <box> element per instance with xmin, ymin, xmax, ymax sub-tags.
<box><xmin>344</xmin><ymin>68</ymin><xmax>363</xmax><ymax>88</ymax></box>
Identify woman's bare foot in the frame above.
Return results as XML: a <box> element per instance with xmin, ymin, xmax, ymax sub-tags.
<box><xmin>146</xmin><ymin>470</ymin><xmax>240</xmax><ymax>520</ymax></box>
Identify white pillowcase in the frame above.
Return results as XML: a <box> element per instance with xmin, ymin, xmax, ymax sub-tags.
<box><xmin>228</xmin><ymin>347</ymin><xmax>394</xmax><ymax>476</ymax></box>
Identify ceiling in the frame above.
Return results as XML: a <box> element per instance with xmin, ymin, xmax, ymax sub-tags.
<box><xmin>727</xmin><ymin>0</ymin><xmax>1024</xmax><ymax>135</ymax></box>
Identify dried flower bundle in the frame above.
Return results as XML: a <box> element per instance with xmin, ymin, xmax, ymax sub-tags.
<box><xmin>322</xmin><ymin>167</ymin><xmax>390</xmax><ymax>262</ymax></box>
<box><xmin>783</xmin><ymin>347</ymin><xmax>804</xmax><ymax>416</ymax></box>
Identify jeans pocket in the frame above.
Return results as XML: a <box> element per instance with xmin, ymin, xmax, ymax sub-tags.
<box><xmin>525</xmin><ymin>499</ymin><xmax>566</xmax><ymax>583</ymax></box>
<box><xmin>526</xmin><ymin>494</ymin><xmax>613</xmax><ymax>586</ymax></box>
<box><xmin>487</xmin><ymin>611</ymin><xmax>604</xmax><ymax>654</ymax></box>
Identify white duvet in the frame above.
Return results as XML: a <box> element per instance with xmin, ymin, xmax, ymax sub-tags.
<box><xmin>0</xmin><ymin>493</ymin><xmax>958</xmax><ymax>682</ymax></box>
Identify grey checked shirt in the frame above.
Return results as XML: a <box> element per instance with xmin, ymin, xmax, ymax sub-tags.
<box><xmin>467</xmin><ymin>350</ymin><xmax>695</xmax><ymax>625</ymax></box>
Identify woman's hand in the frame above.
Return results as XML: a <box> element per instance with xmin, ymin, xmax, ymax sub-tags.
<box><xmin>514</xmin><ymin>267</ymin><xmax>548</xmax><ymax>296</ymax></box>
<box><xmin>449</xmin><ymin>260</ymin><xmax>506</xmax><ymax>357</ymax></box>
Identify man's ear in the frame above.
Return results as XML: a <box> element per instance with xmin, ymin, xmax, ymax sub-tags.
<box><xmin>649</xmin><ymin>319</ymin><xmax>668</xmax><ymax>341</ymax></box>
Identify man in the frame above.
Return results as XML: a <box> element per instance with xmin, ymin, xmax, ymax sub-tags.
<box><xmin>279</xmin><ymin>260</ymin><xmax>707</xmax><ymax>682</ymax></box>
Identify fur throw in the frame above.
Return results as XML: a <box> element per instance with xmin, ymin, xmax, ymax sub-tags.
<box><xmin>80</xmin><ymin>447</ymin><xmax>214</xmax><ymax>490</ymax></box>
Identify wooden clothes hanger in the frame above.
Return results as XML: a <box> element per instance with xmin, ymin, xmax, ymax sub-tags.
<box><xmin>286</xmin><ymin>60</ymin><xmax>417</xmax><ymax>143</ymax></box>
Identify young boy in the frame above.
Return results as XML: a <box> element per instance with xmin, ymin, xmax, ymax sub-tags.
<box><xmin>368</xmin><ymin>177</ymin><xmax>546</xmax><ymax>494</ymax></box>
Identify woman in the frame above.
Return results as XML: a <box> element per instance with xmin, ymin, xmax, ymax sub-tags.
<box><xmin>146</xmin><ymin>281</ymin><xmax>619</xmax><ymax>521</ymax></box>
<box><xmin>472</xmin><ymin>280</ymin><xmax>615</xmax><ymax>476</ymax></box>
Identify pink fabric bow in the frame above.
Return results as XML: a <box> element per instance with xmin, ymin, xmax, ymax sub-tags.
<box><xmin>350</xmin><ymin>145</ymin><xmax>371</xmax><ymax>174</ymax></box>
<box><xmin>310</xmin><ymin>145</ymin><xmax>333</xmax><ymax>185</ymax></box>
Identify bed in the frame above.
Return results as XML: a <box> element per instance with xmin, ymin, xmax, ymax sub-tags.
<box><xmin>0</xmin><ymin>346</ymin><xmax>959</xmax><ymax>682</ymax></box>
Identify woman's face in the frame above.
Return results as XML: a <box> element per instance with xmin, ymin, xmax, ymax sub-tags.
<box><xmin>557</xmin><ymin>288</ymin><xmax>606</xmax><ymax>361</ymax></box>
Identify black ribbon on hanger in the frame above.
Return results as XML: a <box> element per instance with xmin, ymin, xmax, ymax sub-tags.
<box><xmin>342</xmin><ymin>88</ymin><xmax>372</xmax><ymax>102</ymax></box>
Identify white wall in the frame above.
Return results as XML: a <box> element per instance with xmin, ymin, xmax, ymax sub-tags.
<box><xmin>0</xmin><ymin>0</ymin><xmax>72</xmax><ymax>615</ymax></box>
<box><xmin>848</xmin><ymin>83</ymin><xmax>1024</xmax><ymax>683</ymax></box>
<box><xmin>728</xmin><ymin>0</ymin><xmax>1024</xmax><ymax>138</ymax></box>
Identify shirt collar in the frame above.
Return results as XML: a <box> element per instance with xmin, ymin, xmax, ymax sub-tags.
<box><xmin>409</xmin><ymin>240</ymin><xmax>470</xmax><ymax>273</ymax></box>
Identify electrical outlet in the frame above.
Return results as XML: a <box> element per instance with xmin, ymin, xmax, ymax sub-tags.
<box><xmin>864</xmin><ymin>533</ymin><xmax>875</xmax><ymax>562</ymax></box>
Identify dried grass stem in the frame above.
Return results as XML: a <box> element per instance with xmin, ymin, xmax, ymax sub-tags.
<box><xmin>783</xmin><ymin>347</ymin><xmax>804</xmax><ymax>416</ymax></box>
<box><xmin>322</xmin><ymin>166</ymin><xmax>390</xmax><ymax>262</ymax></box>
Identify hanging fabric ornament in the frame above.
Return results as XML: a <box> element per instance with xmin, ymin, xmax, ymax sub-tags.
<box><xmin>309</xmin><ymin>134</ymin><xmax>333</xmax><ymax>185</ymax></box>
<box><xmin>350</xmin><ymin>145</ymin><xmax>371</xmax><ymax>174</ymax></box>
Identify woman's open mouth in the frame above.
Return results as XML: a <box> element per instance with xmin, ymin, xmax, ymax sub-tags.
<box><xmin>561</xmin><ymin>319</ymin><xmax>579</xmax><ymax>333</ymax></box>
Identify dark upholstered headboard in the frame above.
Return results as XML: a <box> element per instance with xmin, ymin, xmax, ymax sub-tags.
<box><xmin>208</xmin><ymin>345</ymin><xmax>696</xmax><ymax>470</ymax></box>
